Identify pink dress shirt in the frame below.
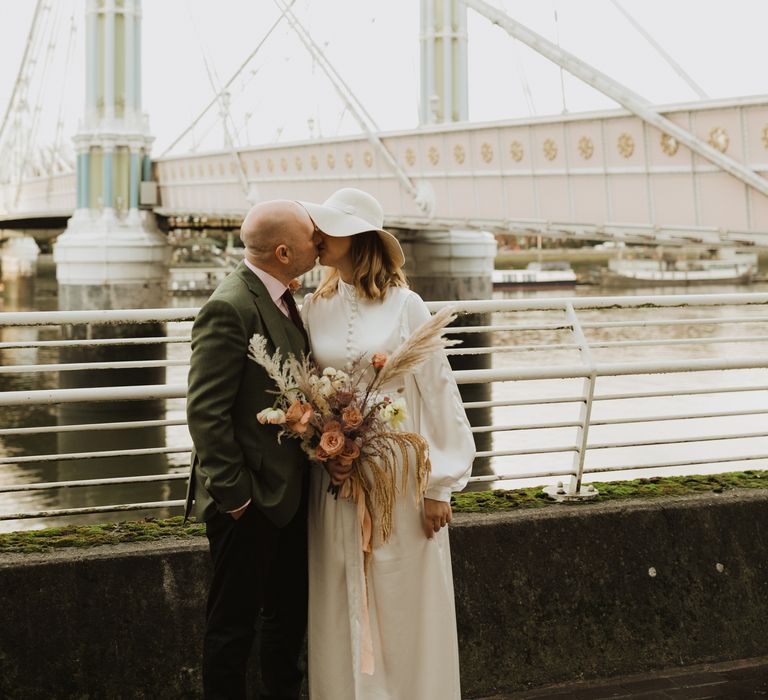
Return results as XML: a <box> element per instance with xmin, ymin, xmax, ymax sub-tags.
<box><xmin>243</xmin><ymin>258</ymin><xmax>290</xmax><ymax>318</ymax></box>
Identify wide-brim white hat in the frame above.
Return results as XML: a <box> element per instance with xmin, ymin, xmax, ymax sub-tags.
<box><xmin>298</xmin><ymin>188</ymin><xmax>405</xmax><ymax>268</ymax></box>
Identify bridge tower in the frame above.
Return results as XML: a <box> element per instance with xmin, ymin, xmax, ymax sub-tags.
<box><xmin>412</xmin><ymin>1</ymin><xmax>496</xmax><ymax>477</ymax></box>
<box><xmin>53</xmin><ymin>0</ymin><xmax>168</xmax><ymax>310</ymax></box>
<box><xmin>419</xmin><ymin>0</ymin><xmax>468</xmax><ymax>124</ymax></box>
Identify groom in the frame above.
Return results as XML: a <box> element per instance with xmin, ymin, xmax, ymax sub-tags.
<box><xmin>185</xmin><ymin>200</ymin><xmax>321</xmax><ymax>699</ymax></box>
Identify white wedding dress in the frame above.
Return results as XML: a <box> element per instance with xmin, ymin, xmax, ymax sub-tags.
<box><xmin>301</xmin><ymin>281</ymin><xmax>476</xmax><ymax>700</ymax></box>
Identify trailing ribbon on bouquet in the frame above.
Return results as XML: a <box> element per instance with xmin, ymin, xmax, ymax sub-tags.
<box><xmin>340</xmin><ymin>476</ymin><xmax>374</xmax><ymax>673</ymax></box>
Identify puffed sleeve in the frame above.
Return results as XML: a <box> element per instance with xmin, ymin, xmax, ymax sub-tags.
<box><xmin>404</xmin><ymin>292</ymin><xmax>476</xmax><ymax>501</ymax></box>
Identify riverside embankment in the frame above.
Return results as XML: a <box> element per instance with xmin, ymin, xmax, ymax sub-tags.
<box><xmin>2</xmin><ymin>478</ymin><xmax>768</xmax><ymax>698</ymax></box>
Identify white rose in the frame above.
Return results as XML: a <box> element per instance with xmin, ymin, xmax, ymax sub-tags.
<box><xmin>264</xmin><ymin>408</ymin><xmax>286</xmax><ymax>425</ymax></box>
<box><xmin>317</xmin><ymin>375</ymin><xmax>334</xmax><ymax>398</ymax></box>
<box><xmin>381</xmin><ymin>398</ymin><xmax>407</xmax><ymax>429</ymax></box>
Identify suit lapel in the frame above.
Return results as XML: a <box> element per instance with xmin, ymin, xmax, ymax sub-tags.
<box><xmin>236</xmin><ymin>262</ymin><xmax>306</xmax><ymax>357</ymax></box>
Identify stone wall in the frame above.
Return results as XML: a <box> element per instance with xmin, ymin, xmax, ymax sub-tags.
<box><xmin>2</xmin><ymin>490</ymin><xmax>768</xmax><ymax>698</ymax></box>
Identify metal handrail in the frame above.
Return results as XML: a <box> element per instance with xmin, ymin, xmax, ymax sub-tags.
<box><xmin>1</xmin><ymin>292</ymin><xmax>767</xmax><ymax>522</ymax></box>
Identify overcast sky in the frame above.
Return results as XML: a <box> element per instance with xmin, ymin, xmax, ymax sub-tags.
<box><xmin>1</xmin><ymin>0</ymin><xmax>766</xmax><ymax>157</ymax></box>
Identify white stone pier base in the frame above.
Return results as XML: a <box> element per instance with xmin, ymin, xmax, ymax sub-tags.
<box><xmin>54</xmin><ymin>209</ymin><xmax>169</xmax><ymax>309</ymax></box>
<box><xmin>399</xmin><ymin>229</ymin><xmax>498</xmax><ymax>479</ymax></box>
<box><xmin>1</xmin><ymin>236</ymin><xmax>40</xmax><ymax>281</ymax></box>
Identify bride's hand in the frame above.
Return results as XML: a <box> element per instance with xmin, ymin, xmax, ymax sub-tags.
<box><xmin>423</xmin><ymin>498</ymin><xmax>452</xmax><ymax>539</ymax></box>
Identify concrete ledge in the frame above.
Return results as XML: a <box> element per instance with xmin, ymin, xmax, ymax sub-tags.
<box><xmin>3</xmin><ymin>490</ymin><xmax>768</xmax><ymax>698</ymax></box>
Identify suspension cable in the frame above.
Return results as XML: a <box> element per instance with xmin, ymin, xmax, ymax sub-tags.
<box><xmin>273</xmin><ymin>0</ymin><xmax>432</xmax><ymax>215</ymax></box>
<box><xmin>610</xmin><ymin>0</ymin><xmax>708</xmax><ymax>100</ymax></box>
<box><xmin>159</xmin><ymin>0</ymin><xmax>297</xmax><ymax>157</ymax></box>
<box><xmin>0</xmin><ymin>0</ymin><xmax>46</xmax><ymax>147</ymax></box>
<box><xmin>51</xmin><ymin>7</ymin><xmax>79</xmax><ymax>175</ymax></box>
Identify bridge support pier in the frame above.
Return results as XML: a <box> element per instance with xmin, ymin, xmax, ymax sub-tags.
<box><xmin>1</xmin><ymin>235</ymin><xmax>40</xmax><ymax>307</ymax></box>
<box><xmin>52</xmin><ymin>212</ymin><xmax>173</xmax><ymax>521</ymax></box>
<box><xmin>1</xmin><ymin>236</ymin><xmax>40</xmax><ymax>282</ymax></box>
<box><xmin>399</xmin><ymin>229</ymin><xmax>497</xmax><ymax>481</ymax></box>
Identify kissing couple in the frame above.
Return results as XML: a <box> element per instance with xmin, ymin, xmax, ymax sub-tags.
<box><xmin>185</xmin><ymin>187</ymin><xmax>475</xmax><ymax>699</ymax></box>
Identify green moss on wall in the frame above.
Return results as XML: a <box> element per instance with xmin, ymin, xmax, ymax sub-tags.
<box><xmin>2</xmin><ymin>470</ymin><xmax>768</xmax><ymax>554</ymax></box>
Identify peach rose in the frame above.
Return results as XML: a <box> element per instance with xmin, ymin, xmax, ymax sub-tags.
<box><xmin>288</xmin><ymin>419</ymin><xmax>310</xmax><ymax>435</ymax></box>
<box><xmin>371</xmin><ymin>352</ymin><xmax>387</xmax><ymax>370</ymax></box>
<box><xmin>285</xmin><ymin>400</ymin><xmax>314</xmax><ymax>434</ymax></box>
<box><xmin>342</xmin><ymin>405</ymin><xmax>363</xmax><ymax>429</ymax></box>
<box><xmin>337</xmin><ymin>438</ymin><xmax>361</xmax><ymax>467</ymax></box>
<box><xmin>319</xmin><ymin>429</ymin><xmax>345</xmax><ymax>457</ymax></box>
<box><xmin>288</xmin><ymin>278</ymin><xmax>301</xmax><ymax>291</ymax></box>
<box><xmin>285</xmin><ymin>400</ymin><xmax>304</xmax><ymax>424</ymax></box>
<box><xmin>323</xmin><ymin>420</ymin><xmax>342</xmax><ymax>434</ymax></box>
<box><xmin>314</xmin><ymin>444</ymin><xmax>330</xmax><ymax>462</ymax></box>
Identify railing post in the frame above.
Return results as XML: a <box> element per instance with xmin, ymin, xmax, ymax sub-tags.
<box><xmin>544</xmin><ymin>302</ymin><xmax>599</xmax><ymax>501</ymax></box>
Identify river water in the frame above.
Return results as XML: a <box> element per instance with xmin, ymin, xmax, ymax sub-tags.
<box><xmin>1</xmin><ymin>263</ymin><xmax>767</xmax><ymax>531</ymax></box>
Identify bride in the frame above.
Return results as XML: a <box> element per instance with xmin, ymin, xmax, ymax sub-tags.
<box><xmin>299</xmin><ymin>188</ymin><xmax>476</xmax><ymax>699</ymax></box>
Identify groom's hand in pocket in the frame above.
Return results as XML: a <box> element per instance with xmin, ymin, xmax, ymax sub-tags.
<box><xmin>423</xmin><ymin>498</ymin><xmax>452</xmax><ymax>539</ymax></box>
<box><xmin>228</xmin><ymin>500</ymin><xmax>250</xmax><ymax>520</ymax></box>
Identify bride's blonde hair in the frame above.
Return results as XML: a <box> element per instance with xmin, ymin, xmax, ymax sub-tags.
<box><xmin>314</xmin><ymin>230</ymin><xmax>407</xmax><ymax>300</ymax></box>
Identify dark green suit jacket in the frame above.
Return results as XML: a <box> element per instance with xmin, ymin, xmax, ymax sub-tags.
<box><xmin>184</xmin><ymin>261</ymin><xmax>309</xmax><ymax>526</ymax></box>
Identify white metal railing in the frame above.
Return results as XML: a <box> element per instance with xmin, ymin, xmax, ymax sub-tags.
<box><xmin>1</xmin><ymin>292</ymin><xmax>767</xmax><ymax>523</ymax></box>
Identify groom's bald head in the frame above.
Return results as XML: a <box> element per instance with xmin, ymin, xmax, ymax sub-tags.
<box><xmin>241</xmin><ymin>200</ymin><xmax>311</xmax><ymax>257</ymax></box>
<box><xmin>240</xmin><ymin>200</ymin><xmax>318</xmax><ymax>282</ymax></box>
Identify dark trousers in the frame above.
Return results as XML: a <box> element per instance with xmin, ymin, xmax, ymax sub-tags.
<box><xmin>203</xmin><ymin>495</ymin><xmax>308</xmax><ymax>700</ymax></box>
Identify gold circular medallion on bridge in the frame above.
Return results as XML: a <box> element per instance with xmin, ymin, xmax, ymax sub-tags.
<box><xmin>578</xmin><ymin>136</ymin><xmax>594</xmax><ymax>160</ymax></box>
<box><xmin>509</xmin><ymin>140</ymin><xmax>524</xmax><ymax>162</ymax></box>
<box><xmin>267</xmin><ymin>158</ymin><xmax>274</xmax><ymax>173</ymax></box>
<box><xmin>405</xmin><ymin>147</ymin><xmax>416</xmax><ymax>166</ymax></box>
<box><xmin>427</xmin><ymin>146</ymin><xmax>439</xmax><ymax>166</ymax></box>
<box><xmin>253</xmin><ymin>159</ymin><xmax>260</xmax><ymax>174</ymax></box>
<box><xmin>363</xmin><ymin>151</ymin><xmax>374</xmax><ymax>168</ymax></box>
<box><xmin>218</xmin><ymin>162</ymin><xmax>226</xmax><ymax>175</ymax></box>
<box><xmin>453</xmin><ymin>144</ymin><xmax>466</xmax><ymax>164</ymax></box>
<box><xmin>543</xmin><ymin>138</ymin><xmax>557</xmax><ymax>161</ymax></box>
<box><xmin>344</xmin><ymin>152</ymin><xmax>354</xmax><ymax>168</ymax></box>
<box><xmin>280</xmin><ymin>158</ymin><xmax>288</xmax><ymax>173</ymax></box>
<box><xmin>617</xmin><ymin>132</ymin><xmax>635</xmax><ymax>158</ymax></box>
<box><xmin>481</xmin><ymin>142</ymin><xmax>494</xmax><ymax>163</ymax></box>
<box><xmin>327</xmin><ymin>153</ymin><xmax>335</xmax><ymax>169</ymax></box>
<box><xmin>708</xmin><ymin>126</ymin><xmax>729</xmax><ymax>153</ymax></box>
<box><xmin>295</xmin><ymin>156</ymin><xmax>303</xmax><ymax>172</ymax></box>
<box><xmin>230</xmin><ymin>162</ymin><xmax>238</xmax><ymax>175</ymax></box>
<box><xmin>310</xmin><ymin>154</ymin><xmax>319</xmax><ymax>170</ymax></box>
<box><xmin>661</xmin><ymin>133</ymin><xmax>679</xmax><ymax>156</ymax></box>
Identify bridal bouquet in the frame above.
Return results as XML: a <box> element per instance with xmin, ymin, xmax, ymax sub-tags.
<box><xmin>247</xmin><ymin>306</ymin><xmax>458</xmax><ymax>552</ymax></box>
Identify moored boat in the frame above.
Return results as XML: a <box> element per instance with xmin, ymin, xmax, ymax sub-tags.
<box><xmin>598</xmin><ymin>250</ymin><xmax>758</xmax><ymax>287</ymax></box>
<box><xmin>493</xmin><ymin>261</ymin><xmax>577</xmax><ymax>289</ymax></box>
